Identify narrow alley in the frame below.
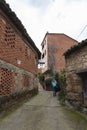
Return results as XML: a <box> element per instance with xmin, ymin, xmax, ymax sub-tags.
<box><xmin>0</xmin><ymin>91</ymin><xmax>87</xmax><ymax>130</ymax></box>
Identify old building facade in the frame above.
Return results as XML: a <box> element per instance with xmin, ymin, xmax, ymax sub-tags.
<box><xmin>41</xmin><ymin>32</ymin><xmax>77</xmax><ymax>75</ymax></box>
<box><xmin>0</xmin><ymin>0</ymin><xmax>40</xmax><ymax>96</ymax></box>
<box><xmin>64</xmin><ymin>39</ymin><xmax>87</xmax><ymax>108</ymax></box>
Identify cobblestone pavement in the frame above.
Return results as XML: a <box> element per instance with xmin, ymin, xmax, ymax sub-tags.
<box><xmin>0</xmin><ymin>91</ymin><xmax>86</xmax><ymax>130</ymax></box>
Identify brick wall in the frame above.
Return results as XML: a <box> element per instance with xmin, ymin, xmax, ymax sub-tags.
<box><xmin>0</xmin><ymin>59</ymin><xmax>38</xmax><ymax>96</ymax></box>
<box><xmin>47</xmin><ymin>34</ymin><xmax>77</xmax><ymax>72</ymax></box>
<box><xmin>0</xmin><ymin>11</ymin><xmax>38</xmax><ymax>96</ymax></box>
<box><xmin>0</xmin><ymin>13</ymin><xmax>38</xmax><ymax>73</ymax></box>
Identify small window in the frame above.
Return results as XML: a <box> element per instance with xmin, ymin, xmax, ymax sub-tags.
<box><xmin>25</xmin><ymin>46</ymin><xmax>31</xmax><ymax>58</ymax></box>
<box><xmin>42</xmin><ymin>44</ymin><xmax>44</xmax><ymax>49</ymax></box>
<box><xmin>4</xmin><ymin>24</ymin><xmax>15</xmax><ymax>48</ymax></box>
<box><xmin>25</xmin><ymin>47</ymin><xmax>28</xmax><ymax>57</ymax></box>
<box><xmin>42</xmin><ymin>53</ymin><xmax>44</xmax><ymax>59</ymax></box>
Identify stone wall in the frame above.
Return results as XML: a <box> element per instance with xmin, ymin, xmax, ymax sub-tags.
<box><xmin>0</xmin><ymin>59</ymin><xmax>38</xmax><ymax>96</ymax></box>
<box><xmin>66</xmin><ymin>72</ymin><xmax>83</xmax><ymax>106</ymax></box>
<box><xmin>65</xmin><ymin>45</ymin><xmax>87</xmax><ymax>107</ymax></box>
<box><xmin>66</xmin><ymin>46</ymin><xmax>87</xmax><ymax>72</ymax></box>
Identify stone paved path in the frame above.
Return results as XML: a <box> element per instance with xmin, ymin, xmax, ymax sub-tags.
<box><xmin>0</xmin><ymin>91</ymin><xmax>86</xmax><ymax>130</ymax></box>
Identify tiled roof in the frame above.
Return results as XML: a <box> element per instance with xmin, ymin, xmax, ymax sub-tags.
<box><xmin>0</xmin><ymin>0</ymin><xmax>41</xmax><ymax>58</ymax></box>
<box><xmin>64</xmin><ymin>39</ymin><xmax>87</xmax><ymax>57</ymax></box>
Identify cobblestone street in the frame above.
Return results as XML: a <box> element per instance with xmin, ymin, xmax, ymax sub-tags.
<box><xmin>0</xmin><ymin>91</ymin><xmax>87</xmax><ymax>130</ymax></box>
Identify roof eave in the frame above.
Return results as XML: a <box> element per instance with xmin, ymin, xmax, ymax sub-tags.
<box><xmin>0</xmin><ymin>0</ymin><xmax>41</xmax><ymax>58</ymax></box>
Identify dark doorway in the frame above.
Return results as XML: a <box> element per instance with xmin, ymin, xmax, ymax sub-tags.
<box><xmin>79</xmin><ymin>73</ymin><xmax>87</xmax><ymax>104</ymax></box>
<box><xmin>81</xmin><ymin>73</ymin><xmax>87</xmax><ymax>97</ymax></box>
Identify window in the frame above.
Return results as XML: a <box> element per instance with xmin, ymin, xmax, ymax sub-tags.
<box><xmin>4</xmin><ymin>24</ymin><xmax>15</xmax><ymax>48</ymax></box>
<box><xmin>42</xmin><ymin>53</ymin><xmax>44</xmax><ymax>59</ymax></box>
<box><xmin>25</xmin><ymin>46</ymin><xmax>31</xmax><ymax>58</ymax></box>
<box><xmin>25</xmin><ymin>46</ymin><xmax>28</xmax><ymax>57</ymax></box>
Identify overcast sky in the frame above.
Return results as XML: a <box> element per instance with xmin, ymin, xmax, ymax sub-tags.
<box><xmin>6</xmin><ymin>0</ymin><xmax>87</xmax><ymax>50</ymax></box>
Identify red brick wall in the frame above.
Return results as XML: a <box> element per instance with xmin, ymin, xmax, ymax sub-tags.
<box><xmin>0</xmin><ymin>13</ymin><xmax>38</xmax><ymax>73</ymax></box>
<box><xmin>47</xmin><ymin>34</ymin><xmax>77</xmax><ymax>72</ymax></box>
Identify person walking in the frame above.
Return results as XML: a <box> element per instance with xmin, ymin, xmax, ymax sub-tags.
<box><xmin>51</xmin><ymin>78</ymin><xmax>58</xmax><ymax>96</ymax></box>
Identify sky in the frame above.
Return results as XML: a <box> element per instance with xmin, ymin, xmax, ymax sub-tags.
<box><xmin>6</xmin><ymin>0</ymin><xmax>87</xmax><ymax>50</ymax></box>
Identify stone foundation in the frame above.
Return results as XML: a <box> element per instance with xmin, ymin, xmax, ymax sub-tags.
<box><xmin>0</xmin><ymin>59</ymin><xmax>38</xmax><ymax>96</ymax></box>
